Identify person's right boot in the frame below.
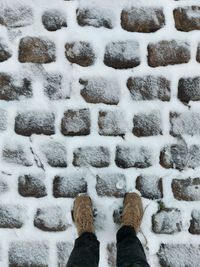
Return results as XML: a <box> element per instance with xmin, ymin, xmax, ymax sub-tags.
<box><xmin>121</xmin><ymin>192</ymin><xmax>143</xmax><ymax>233</ymax></box>
<box><xmin>72</xmin><ymin>194</ymin><xmax>95</xmax><ymax>236</ymax></box>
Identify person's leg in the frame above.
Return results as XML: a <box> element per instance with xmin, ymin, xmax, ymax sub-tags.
<box><xmin>116</xmin><ymin>193</ymin><xmax>150</xmax><ymax>267</ymax></box>
<box><xmin>66</xmin><ymin>232</ymin><xmax>99</xmax><ymax>267</ymax></box>
<box><xmin>66</xmin><ymin>194</ymin><xmax>100</xmax><ymax>267</ymax></box>
<box><xmin>117</xmin><ymin>225</ymin><xmax>150</xmax><ymax>267</ymax></box>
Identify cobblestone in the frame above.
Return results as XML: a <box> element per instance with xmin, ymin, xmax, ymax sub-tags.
<box><xmin>104</xmin><ymin>41</ymin><xmax>140</xmax><ymax>69</ymax></box>
<box><xmin>18</xmin><ymin>173</ymin><xmax>47</xmax><ymax>198</ymax></box>
<box><xmin>172</xmin><ymin>177</ymin><xmax>200</xmax><ymax>201</ymax></box>
<box><xmin>9</xmin><ymin>242</ymin><xmax>49</xmax><ymax>267</ymax></box>
<box><xmin>19</xmin><ymin>37</ymin><xmax>56</xmax><ymax>63</ymax></box>
<box><xmin>189</xmin><ymin>210</ymin><xmax>200</xmax><ymax>234</ymax></box>
<box><xmin>42</xmin><ymin>10</ymin><xmax>67</xmax><ymax>31</ymax></box>
<box><xmin>98</xmin><ymin>110</ymin><xmax>127</xmax><ymax>136</ymax></box>
<box><xmin>136</xmin><ymin>175</ymin><xmax>163</xmax><ymax>200</ymax></box>
<box><xmin>73</xmin><ymin>146</ymin><xmax>110</xmax><ymax>167</ymax></box>
<box><xmin>0</xmin><ymin>73</ymin><xmax>32</xmax><ymax>101</ymax></box>
<box><xmin>65</xmin><ymin>41</ymin><xmax>95</xmax><ymax>67</ymax></box>
<box><xmin>0</xmin><ymin>4</ymin><xmax>33</xmax><ymax>28</ymax></box>
<box><xmin>34</xmin><ymin>206</ymin><xmax>69</xmax><ymax>231</ymax></box>
<box><xmin>127</xmin><ymin>76</ymin><xmax>170</xmax><ymax>101</ymax></box>
<box><xmin>148</xmin><ymin>40</ymin><xmax>190</xmax><ymax>67</ymax></box>
<box><xmin>61</xmin><ymin>108</ymin><xmax>90</xmax><ymax>136</ymax></box>
<box><xmin>77</xmin><ymin>8</ymin><xmax>114</xmax><ymax>29</ymax></box>
<box><xmin>121</xmin><ymin>7</ymin><xmax>165</xmax><ymax>33</ymax></box>
<box><xmin>170</xmin><ymin>112</ymin><xmax>200</xmax><ymax>136</ymax></box>
<box><xmin>174</xmin><ymin>6</ymin><xmax>200</xmax><ymax>32</ymax></box>
<box><xmin>40</xmin><ymin>140</ymin><xmax>67</xmax><ymax>167</ymax></box>
<box><xmin>2</xmin><ymin>143</ymin><xmax>33</xmax><ymax>166</ymax></box>
<box><xmin>80</xmin><ymin>77</ymin><xmax>120</xmax><ymax>105</ymax></box>
<box><xmin>115</xmin><ymin>145</ymin><xmax>153</xmax><ymax>168</ymax></box>
<box><xmin>0</xmin><ymin>39</ymin><xmax>12</xmax><ymax>62</ymax></box>
<box><xmin>197</xmin><ymin>43</ymin><xmax>200</xmax><ymax>63</ymax></box>
<box><xmin>15</xmin><ymin>111</ymin><xmax>55</xmax><ymax>136</ymax></box>
<box><xmin>152</xmin><ymin>208</ymin><xmax>182</xmax><ymax>234</ymax></box>
<box><xmin>133</xmin><ymin>111</ymin><xmax>162</xmax><ymax>137</ymax></box>
<box><xmin>160</xmin><ymin>143</ymin><xmax>200</xmax><ymax>170</ymax></box>
<box><xmin>96</xmin><ymin>173</ymin><xmax>126</xmax><ymax>197</ymax></box>
<box><xmin>158</xmin><ymin>244</ymin><xmax>200</xmax><ymax>267</ymax></box>
<box><xmin>178</xmin><ymin>77</ymin><xmax>200</xmax><ymax>103</ymax></box>
<box><xmin>53</xmin><ymin>173</ymin><xmax>87</xmax><ymax>197</ymax></box>
<box><xmin>0</xmin><ymin>205</ymin><xmax>25</xmax><ymax>228</ymax></box>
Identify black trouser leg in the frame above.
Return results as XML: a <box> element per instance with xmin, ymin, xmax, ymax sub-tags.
<box><xmin>117</xmin><ymin>226</ymin><xmax>150</xmax><ymax>267</ymax></box>
<box><xmin>66</xmin><ymin>232</ymin><xmax>100</xmax><ymax>267</ymax></box>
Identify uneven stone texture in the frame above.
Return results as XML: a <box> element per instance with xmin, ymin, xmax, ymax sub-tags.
<box><xmin>18</xmin><ymin>174</ymin><xmax>47</xmax><ymax>198</ymax></box>
<box><xmin>174</xmin><ymin>6</ymin><xmax>200</xmax><ymax>32</ymax></box>
<box><xmin>18</xmin><ymin>37</ymin><xmax>56</xmax><ymax>63</ymax></box>
<box><xmin>113</xmin><ymin>207</ymin><xmax>123</xmax><ymax>225</ymax></box>
<box><xmin>189</xmin><ymin>210</ymin><xmax>200</xmax><ymax>234</ymax></box>
<box><xmin>133</xmin><ymin>111</ymin><xmax>162</xmax><ymax>137</ymax></box>
<box><xmin>0</xmin><ymin>205</ymin><xmax>25</xmax><ymax>228</ymax></box>
<box><xmin>96</xmin><ymin>173</ymin><xmax>126</xmax><ymax>197</ymax></box>
<box><xmin>53</xmin><ymin>173</ymin><xmax>87</xmax><ymax>197</ymax></box>
<box><xmin>0</xmin><ymin>4</ymin><xmax>33</xmax><ymax>28</ymax></box>
<box><xmin>0</xmin><ymin>109</ymin><xmax>7</xmax><ymax>131</ymax></box>
<box><xmin>152</xmin><ymin>208</ymin><xmax>182</xmax><ymax>234</ymax></box>
<box><xmin>34</xmin><ymin>206</ymin><xmax>69</xmax><ymax>231</ymax></box>
<box><xmin>148</xmin><ymin>40</ymin><xmax>190</xmax><ymax>67</ymax></box>
<box><xmin>98</xmin><ymin>110</ymin><xmax>127</xmax><ymax>136</ymax></box>
<box><xmin>178</xmin><ymin>77</ymin><xmax>200</xmax><ymax>103</ymax></box>
<box><xmin>40</xmin><ymin>141</ymin><xmax>67</xmax><ymax>167</ymax></box>
<box><xmin>107</xmin><ymin>242</ymin><xmax>116</xmax><ymax>267</ymax></box>
<box><xmin>57</xmin><ymin>242</ymin><xmax>73</xmax><ymax>267</ymax></box>
<box><xmin>172</xmin><ymin>177</ymin><xmax>200</xmax><ymax>201</ymax></box>
<box><xmin>61</xmin><ymin>108</ymin><xmax>90</xmax><ymax>136</ymax></box>
<box><xmin>136</xmin><ymin>175</ymin><xmax>163</xmax><ymax>200</ymax></box>
<box><xmin>0</xmin><ymin>39</ymin><xmax>12</xmax><ymax>62</ymax></box>
<box><xmin>15</xmin><ymin>111</ymin><xmax>55</xmax><ymax>136</ymax></box>
<box><xmin>170</xmin><ymin>112</ymin><xmax>200</xmax><ymax>136</ymax></box>
<box><xmin>121</xmin><ymin>7</ymin><xmax>165</xmax><ymax>33</ymax></box>
<box><xmin>80</xmin><ymin>77</ymin><xmax>120</xmax><ymax>105</ymax></box>
<box><xmin>158</xmin><ymin>244</ymin><xmax>200</xmax><ymax>267</ymax></box>
<box><xmin>73</xmin><ymin>146</ymin><xmax>110</xmax><ymax>167</ymax></box>
<box><xmin>77</xmin><ymin>8</ymin><xmax>114</xmax><ymax>29</ymax></box>
<box><xmin>127</xmin><ymin>76</ymin><xmax>170</xmax><ymax>101</ymax></box>
<box><xmin>65</xmin><ymin>41</ymin><xmax>95</xmax><ymax>67</ymax></box>
<box><xmin>44</xmin><ymin>73</ymin><xmax>69</xmax><ymax>100</ymax></box>
<box><xmin>9</xmin><ymin>242</ymin><xmax>49</xmax><ymax>267</ymax></box>
<box><xmin>0</xmin><ymin>73</ymin><xmax>32</xmax><ymax>101</ymax></box>
<box><xmin>197</xmin><ymin>43</ymin><xmax>200</xmax><ymax>63</ymax></box>
<box><xmin>42</xmin><ymin>9</ymin><xmax>67</xmax><ymax>31</ymax></box>
<box><xmin>104</xmin><ymin>40</ymin><xmax>140</xmax><ymax>69</ymax></box>
<box><xmin>0</xmin><ymin>178</ymin><xmax>9</xmax><ymax>195</ymax></box>
<box><xmin>2</xmin><ymin>144</ymin><xmax>33</xmax><ymax>167</ymax></box>
<box><xmin>115</xmin><ymin>145</ymin><xmax>153</xmax><ymax>168</ymax></box>
<box><xmin>160</xmin><ymin>143</ymin><xmax>200</xmax><ymax>170</ymax></box>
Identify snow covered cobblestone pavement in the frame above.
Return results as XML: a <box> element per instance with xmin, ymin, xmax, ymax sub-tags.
<box><xmin>0</xmin><ymin>0</ymin><xmax>200</xmax><ymax>266</ymax></box>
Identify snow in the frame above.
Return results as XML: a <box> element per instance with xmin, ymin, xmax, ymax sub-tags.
<box><xmin>0</xmin><ymin>0</ymin><xmax>199</xmax><ymax>266</ymax></box>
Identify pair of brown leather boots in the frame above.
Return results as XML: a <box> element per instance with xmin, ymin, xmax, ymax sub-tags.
<box><xmin>73</xmin><ymin>193</ymin><xmax>143</xmax><ymax>236</ymax></box>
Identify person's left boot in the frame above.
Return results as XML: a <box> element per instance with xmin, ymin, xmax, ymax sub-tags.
<box><xmin>72</xmin><ymin>194</ymin><xmax>95</xmax><ymax>236</ymax></box>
